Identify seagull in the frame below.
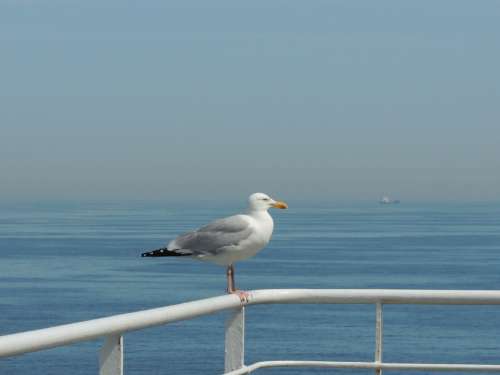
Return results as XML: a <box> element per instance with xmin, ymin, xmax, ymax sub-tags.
<box><xmin>141</xmin><ymin>193</ymin><xmax>288</xmax><ymax>300</ymax></box>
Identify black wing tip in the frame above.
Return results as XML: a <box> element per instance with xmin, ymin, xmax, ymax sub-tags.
<box><xmin>141</xmin><ymin>248</ymin><xmax>167</xmax><ymax>257</ymax></box>
<box><xmin>141</xmin><ymin>248</ymin><xmax>191</xmax><ymax>257</ymax></box>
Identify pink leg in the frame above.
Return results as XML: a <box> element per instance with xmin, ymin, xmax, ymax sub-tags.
<box><xmin>226</xmin><ymin>264</ymin><xmax>250</xmax><ymax>303</ymax></box>
<box><xmin>226</xmin><ymin>265</ymin><xmax>235</xmax><ymax>293</ymax></box>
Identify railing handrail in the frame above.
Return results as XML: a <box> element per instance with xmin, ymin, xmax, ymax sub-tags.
<box><xmin>3</xmin><ymin>288</ymin><xmax>500</xmax><ymax>359</ymax></box>
<box><xmin>225</xmin><ymin>360</ymin><xmax>500</xmax><ymax>375</ymax></box>
<box><xmin>0</xmin><ymin>293</ymin><xmax>242</xmax><ymax>358</ymax></box>
<box><xmin>248</xmin><ymin>288</ymin><xmax>500</xmax><ymax>305</ymax></box>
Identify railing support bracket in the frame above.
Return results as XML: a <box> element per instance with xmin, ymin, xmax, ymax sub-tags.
<box><xmin>225</xmin><ymin>307</ymin><xmax>245</xmax><ymax>373</ymax></box>
<box><xmin>374</xmin><ymin>302</ymin><xmax>383</xmax><ymax>375</ymax></box>
<box><xmin>99</xmin><ymin>334</ymin><xmax>123</xmax><ymax>375</ymax></box>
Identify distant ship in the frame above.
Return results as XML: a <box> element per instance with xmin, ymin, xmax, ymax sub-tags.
<box><xmin>379</xmin><ymin>195</ymin><xmax>400</xmax><ymax>204</ymax></box>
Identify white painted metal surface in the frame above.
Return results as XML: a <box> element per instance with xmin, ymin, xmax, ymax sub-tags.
<box><xmin>2</xmin><ymin>289</ymin><xmax>500</xmax><ymax>374</ymax></box>
<box><xmin>0</xmin><ymin>293</ymin><xmax>241</xmax><ymax>358</ymax></box>
<box><xmin>99</xmin><ymin>335</ymin><xmax>123</xmax><ymax>375</ymax></box>
<box><xmin>225</xmin><ymin>308</ymin><xmax>245</xmax><ymax>373</ymax></box>
<box><xmin>224</xmin><ymin>361</ymin><xmax>500</xmax><ymax>375</ymax></box>
<box><xmin>374</xmin><ymin>302</ymin><xmax>383</xmax><ymax>375</ymax></box>
<box><xmin>247</xmin><ymin>289</ymin><xmax>500</xmax><ymax>305</ymax></box>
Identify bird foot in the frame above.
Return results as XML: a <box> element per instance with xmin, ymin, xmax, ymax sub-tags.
<box><xmin>229</xmin><ymin>289</ymin><xmax>251</xmax><ymax>304</ymax></box>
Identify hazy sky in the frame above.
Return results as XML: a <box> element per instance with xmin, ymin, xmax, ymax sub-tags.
<box><xmin>1</xmin><ymin>1</ymin><xmax>499</xmax><ymax>203</ymax></box>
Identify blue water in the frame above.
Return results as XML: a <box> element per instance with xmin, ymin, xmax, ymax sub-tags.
<box><xmin>1</xmin><ymin>201</ymin><xmax>500</xmax><ymax>374</ymax></box>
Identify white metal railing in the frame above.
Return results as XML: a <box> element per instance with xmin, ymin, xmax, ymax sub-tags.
<box><xmin>2</xmin><ymin>289</ymin><xmax>500</xmax><ymax>375</ymax></box>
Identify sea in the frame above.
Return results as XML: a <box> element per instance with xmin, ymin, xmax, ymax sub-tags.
<box><xmin>0</xmin><ymin>200</ymin><xmax>499</xmax><ymax>375</ymax></box>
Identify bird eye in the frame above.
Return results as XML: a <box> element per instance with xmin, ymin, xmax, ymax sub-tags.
<box><xmin>262</xmin><ymin>198</ymin><xmax>270</xmax><ymax>201</ymax></box>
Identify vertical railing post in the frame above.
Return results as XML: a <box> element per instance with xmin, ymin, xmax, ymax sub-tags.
<box><xmin>99</xmin><ymin>334</ymin><xmax>123</xmax><ymax>375</ymax></box>
<box><xmin>225</xmin><ymin>307</ymin><xmax>245</xmax><ymax>373</ymax></box>
<box><xmin>374</xmin><ymin>302</ymin><xmax>383</xmax><ymax>375</ymax></box>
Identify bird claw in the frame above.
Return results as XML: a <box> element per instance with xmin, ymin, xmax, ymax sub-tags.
<box><xmin>230</xmin><ymin>290</ymin><xmax>251</xmax><ymax>304</ymax></box>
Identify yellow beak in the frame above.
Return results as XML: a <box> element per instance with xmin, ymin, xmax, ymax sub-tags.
<box><xmin>272</xmin><ymin>201</ymin><xmax>288</xmax><ymax>209</ymax></box>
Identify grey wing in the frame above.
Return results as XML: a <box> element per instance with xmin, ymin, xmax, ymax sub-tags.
<box><xmin>168</xmin><ymin>215</ymin><xmax>253</xmax><ymax>255</ymax></box>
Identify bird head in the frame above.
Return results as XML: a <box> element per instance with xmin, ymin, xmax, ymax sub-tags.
<box><xmin>248</xmin><ymin>192</ymin><xmax>288</xmax><ymax>212</ymax></box>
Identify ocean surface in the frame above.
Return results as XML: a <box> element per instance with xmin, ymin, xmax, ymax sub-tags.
<box><xmin>0</xmin><ymin>201</ymin><xmax>499</xmax><ymax>375</ymax></box>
